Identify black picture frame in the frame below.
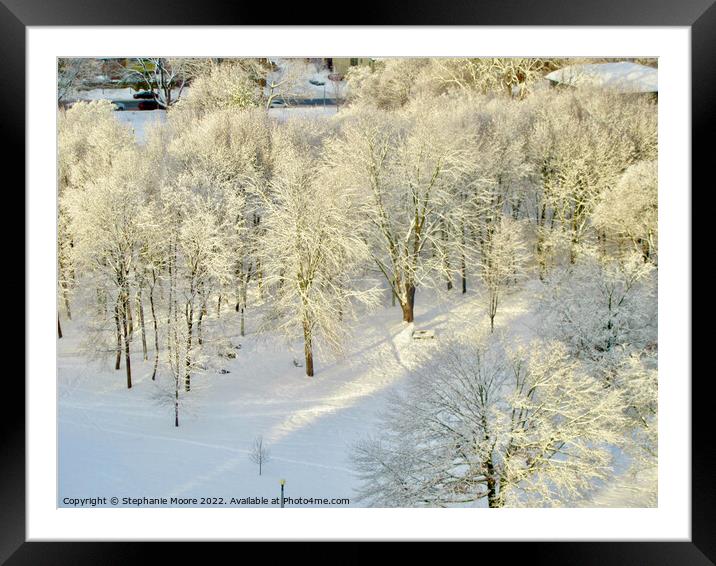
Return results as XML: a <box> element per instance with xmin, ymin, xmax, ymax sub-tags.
<box><xmin>7</xmin><ymin>0</ymin><xmax>704</xmax><ymax>561</ymax></box>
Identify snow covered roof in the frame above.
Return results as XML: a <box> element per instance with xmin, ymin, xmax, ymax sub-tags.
<box><xmin>545</xmin><ymin>62</ymin><xmax>658</xmax><ymax>94</ymax></box>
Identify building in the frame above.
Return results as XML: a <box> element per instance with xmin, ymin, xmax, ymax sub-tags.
<box><xmin>545</xmin><ymin>62</ymin><xmax>658</xmax><ymax>95</ymax></box>
<box><xmin>324</xmin><ymin>58</ymin><xmax>374</xmax><ymax>76</ymax></box>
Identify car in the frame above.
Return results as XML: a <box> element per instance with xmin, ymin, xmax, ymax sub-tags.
<box><xmin>112</xmin><ymin>101</ymin><xmax>126</xmax><ymax>111</ymax></box>
<box><xmin>137</xmin><ymin>100</ymin><xmax>159</xmax><ymax>111</ymax></box>
<box><xmin>133</xmin><ymin>90</ymin><xmax>157</xmax><ymax>100</ymax></box>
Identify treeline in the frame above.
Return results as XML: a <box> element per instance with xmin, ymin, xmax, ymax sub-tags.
<box><xmin>58</xmin><ymin>59</ymin><xmax>658</xmax><ymax>434</ymax></box>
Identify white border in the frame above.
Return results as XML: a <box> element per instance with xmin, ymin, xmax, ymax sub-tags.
<box><xmin>28</xmin><ymin>26</ymin><xmax>691</xmax><ymax>541</ymax></box>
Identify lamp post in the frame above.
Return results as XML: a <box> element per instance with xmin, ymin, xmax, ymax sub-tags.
<box><xmin>280</xmin><ymin>479</ymin><xmax>285</xmax><ymax>508</ymax></box>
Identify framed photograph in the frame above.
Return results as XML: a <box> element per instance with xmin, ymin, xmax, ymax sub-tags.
<box><xmin>10</xmin><ymin>0</ymin><xmax>706</xmax><ymax>561</ymax></box>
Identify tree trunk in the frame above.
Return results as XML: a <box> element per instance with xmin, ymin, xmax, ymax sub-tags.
<box><xmin>460</xmin><ymin>221</ymin><xmax>467</xmax><ymax>294</ymax></box>
<box><xmin>240</xmin><ymin>283</ymin><xmax>247</xmax><ymax>337</ymax></box>
<box><xmin>256</xmin><ymin>259</ymin><xmax>264</xmax><ymax>299</ymax></box>
<box><xmin>442</xmin><ymin>223</ymin><xmax>452</xmax><ymax>291</ymax></box>
<box><xmin>138</xmin><ymin>289</ymin><xmax>148</xmax><ymax>361</ymax></box>
<box><xmin>537</xmin><ymin>203</ymin><xmax>547</xmax><ymax>280</ymax></box>
<box><xmin>149</xmin><ymin>285</ymin><xmax>159</xmax><ymax>381</ymax></box>
<box><xmin>197</xmin><ymin>301</ymin><xmax>205</xmax><ymax>346</ymax></box>
<box><xmin>126</xmin><ymin>293</ymin><xmax>134</xmax><ymax>337</ymax></box>
<box><xmin>185</xmin><ymin>305</ymin><xmax>193</xmax><ymax>392</ymax></box>
<box><xmin>174</xmin><ymin>375</ymin><xmax>179</xmax><ymax>427</ymax></box>
<box><xmin>62</xmin><ymin>286</ymin><xmax>72</xmax><ymax>320</ymax></box>
<box><xmin>401</xmin><ymin>284</ymin><xmax>416</xmax><ymax>323</ymax></box>
<box><xmin>639</xmin><ymin>237</ymin><xmax>650</xmax><ymax>262</ymax></box>
<box><xmin>489</xmin><ymin>292</ymin><xmax>497</xmax><ymax>333</ymax></box>
<box><xmin>57</xmin><ymin>314</ymin><xmax>62</xmax><ymax>339</ymax></box>
<box><xmin>114</xmin><ymin>299</ymin><xmax>122</xmax><ymax>370</ymax></box>
<box><xmin>486</xmin><ymin>457</ymin><xmax>500</xmax><ymax>507</ymax></box>
<box><xmin>460</xmin><ymin>251</ymin><xmax>467</xmax><ymax>294</ymax></box>
<box><xmin>486</xmin><ymin>476</ymin><xmax>499</xmax><ymax>508</ymax></box>
<box><xmin>302</xmin><ymin>318</ymin><xmax>314</xmax><ymax>377</ymax></box>
<box><xmin>121</xmin><ymin>294</ymin><xmax>132</xmax><ymax>389</ymax></box>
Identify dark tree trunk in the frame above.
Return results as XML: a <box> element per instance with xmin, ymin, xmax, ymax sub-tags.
<box><xmin>486</xmin><ymin>476</ymin><xmax>499</xmax><ymax>508</ymax></box>
<box><xmin>138</xmin><ymin>290</ymin><xmax>148</xmax><ymax>361</ymax></box>
<box><xmin>149</xmin><ymin>286</ymin><xmax>159</xmax><ymax>381</ymax></box>
<box><xmin>461</xmin><ymin>254</ymin><xmax>467</xmax><ymax>294</ymax></box>
<box><xmin>57</xmin><ymin>314</ymin><xmax>62</xmax><ymax>339</ymax></box>
<box><xmin>121</xmin><ymin>294</ymin><xmax>132</xmax><ymax>389</ymax></box>
<box><xmin>197</xmin><ymin>301</ymin><xmax>206</xmax><ymax>346</ymax></box>
<box><xmin>126</xmin><ymin>294</ymin><xmax>134</xmax><ymax>337</ymax></box>
<box><xmin>185</xmin><ymin>306</ymin><xmax>193</xmax><ymax>392</ymax></box>
<box><xmin>114</xmin><ymin>299</ymin><xmax>122</xmax><ymax>370</ymax></box>
<box><xmin>240</xmin><ymin>283</ymin><xmax>247</xmax><ymax>337</ymax></box>
<box><xmin>401</xmin><ymin>284</ymin><xmax>416</xmax><ymax>323</ymax></box>
<box><xmin>461</xmin><ymin>220</ymin><xmax>467</xmax><ymax>294</ymax></box>
<box><xmin>537</xmin><ymin>203</ymin><xmax>547</xmax><ymax>280</ymax></box>
<box><xmin>486</xmin><ymin>458</ymin><xmax>500</xmax><ymax>507</ymax></box>
<box><xmin>302</xmin><ymin>319</ymin><xmax>314</xmax><ymax>377</ymax></box>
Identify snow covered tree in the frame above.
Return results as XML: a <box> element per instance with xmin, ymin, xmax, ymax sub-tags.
<box><xmin>345</xmin><ymin>58</ymin><xmax>429</xmax><ymax>109</ymax></box>
<box><xmin>328</xmin><ymin>99</ymin><xmax>473</xmax><ymax>322</ymax></box>
<box><xmin>135</xmin><ymin>200</ymin><xmax>167</xmax><ymax>380</ymax></box>
<box><xmin>539</xmin><ymin>250</ymin><xmax>657</xmax><ymax>361</ymax></box>
<box><xmin>118</xmin><ymin>58</ymin><xmax>201</xmax><ymax>109</ymax></box>
<box><xmin>354</xmin><ymin>336</ymin><xmax>626</xmax><ymax>507</ymax></box>
<box><xmin>593</xmin><ymin>160</ymin><xmax>658</xmax><ymax>263</ymax></box>
<box><xmin>430</xmin><ymin>58</ymin><xmax>560</xmax><ymax>99</ymax></box>
<box><xmin>172</xmin><ymin>186</ymin><xmax>233</xmax><ymax>391</ymax></box>
<box><xmin>612</xmin><ymin>349</ymin><xmax>658</xmax><ymax>504</ymax></box>
<box><xmin>527</xmin><ymin>89</ymin><xmax>657</xmax><ymax>270</ymax></box>
<box><xmin>249</xmin><ymin>436</ymin><xmax>271</xmax><ymax>475</ymax></box>
<box><xmin>263</xmin><ymin>58</ymin><xmax>314</xmax><ymax>110</ymax></box>
<box><xmin>477</xmin><ymin>217</ymin><xmax>529</xmax><ymax>332</ymax></box>
<box><xmin>170</xmin><ymin>60</ymin><xmax>261</xmax><ymax>121</ymax></box>
<box><xmin>167</xmin><ymin>106</ymin><xmax>271</xmax><ymax>335</ymax></box>
<box><xmin>58</xmin><ymin>100</ymin><xmax>135</xmax><ymax>326</ymax></box>
<box><xmin>65</xmin><ymin>140</ymin><xmax>145</xmax><ymax>389</ymax></box>
<box><xmin>258</xmin><ymin>120</ymin><xmax>378</xmax><ymax>376</ymax></box>
<box><xmin>57</xmin><ymin>58</ymin><xmax>101</xmax><ymax>104</ymax></box>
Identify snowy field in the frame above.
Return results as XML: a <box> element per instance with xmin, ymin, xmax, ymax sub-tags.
<box><xmin>59</xmin><ymin>288</ymin><xmax>521</xmax><ymax>508</ymax></box>
<box><xmin>58</xmin><ymin>285</ymin><xmax>650</xmax><ymax>508</ymax></box>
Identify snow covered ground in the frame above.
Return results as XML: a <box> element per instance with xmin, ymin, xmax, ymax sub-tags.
<box><xmin>58</xmin><ymin>288</ymin><xmax>524</xmax><ymax>508</ymax></box>
<box><xmin>58</xmin><ymin>283</ymin><xmax>652</xmax><ymax>508</ymax></box>
<box><xmin>114</xmin><ymin>111</ymin><xmax>167</xmax><ymax>143</ymax></box>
